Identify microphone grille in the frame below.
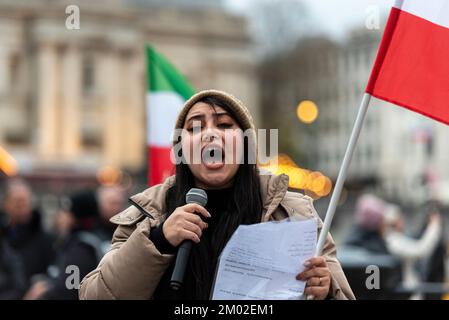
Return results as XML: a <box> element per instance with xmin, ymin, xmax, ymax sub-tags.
<box><xmin>186</xmin><ymin>188</ymin><xmax>208</xmax><ymax>207</ymax></box>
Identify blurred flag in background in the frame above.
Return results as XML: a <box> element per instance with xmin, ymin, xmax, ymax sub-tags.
<box><xmin>146</xmin><ymin>45</ymin><xmax>195</xmax><ymax>185</ymax></box>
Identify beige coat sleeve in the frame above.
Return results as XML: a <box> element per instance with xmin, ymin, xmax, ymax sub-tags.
<box><xmin>320</xmin><ymin>230</ymin><xmax>356</xmax><ymax>300</ymax></box>
<box><xmin>79</xmin><ymin>218</ymin><xmax>174</xmax><ymax>300</ymax></box>
<box><xmin>309</xmin><ymin>202</ymin><xmax>356</xmax><ymax>300</ymax></box>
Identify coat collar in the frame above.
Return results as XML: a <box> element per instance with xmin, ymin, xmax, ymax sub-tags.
<box><xmin>127</xmin><ymin>171</ymin><xmax>290</xmax><ymax>223</ymax></box>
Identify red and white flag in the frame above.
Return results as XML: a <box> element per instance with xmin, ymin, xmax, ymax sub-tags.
<box><xmin>366</xmin><ymin>0</ymin><xmax>449</xmax><ymax>125</ymax></box>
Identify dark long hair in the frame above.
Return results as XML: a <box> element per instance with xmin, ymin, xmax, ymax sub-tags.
<box><xmin>166</xmin><ymin>96</ymin><xmax>262</xmax><ymax>299</ymax></box>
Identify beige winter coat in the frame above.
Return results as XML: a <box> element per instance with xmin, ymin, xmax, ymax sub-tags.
<box><xmin>79</xmin><ymin>173</ymin><xmax>355</xmax><ymax>300</ymax></box>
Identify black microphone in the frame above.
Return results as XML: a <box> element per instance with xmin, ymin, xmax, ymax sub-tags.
<box><xmin>170</xmin><ymin>188</ymin><xmax>208</xmax><ymax>290</ymax></box>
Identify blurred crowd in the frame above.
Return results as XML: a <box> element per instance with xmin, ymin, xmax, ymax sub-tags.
<box><xmin>340</xmin><ymin>194</ymin><xmax>448</xmax><ymax>299</ymax></box>
<box><xmin>0</xmin><ymin>177</ymin><xmax>126</xmax><ymax>300</ymax></box>
<box><xmin>1</xmin><ymin>176</ymin><xmax>448</xmax><ymax>299</ymax></box>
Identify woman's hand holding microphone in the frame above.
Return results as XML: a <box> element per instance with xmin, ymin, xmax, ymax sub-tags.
<box><xmin>162</xmin><ymin>204</ymin><xmax>210</xmax><ymax>247</ymax></box>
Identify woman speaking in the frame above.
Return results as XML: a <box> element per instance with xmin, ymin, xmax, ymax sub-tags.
<box><xmin>79</xmin><ymin>89</ymin><xmax>354</xmax><ymax>300</ymax></box>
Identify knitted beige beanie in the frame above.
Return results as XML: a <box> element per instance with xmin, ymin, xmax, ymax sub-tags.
<box><xmin>174</xmin><ymin>89</ymin><xmax>255</xmax><ymax>140</ymax></box>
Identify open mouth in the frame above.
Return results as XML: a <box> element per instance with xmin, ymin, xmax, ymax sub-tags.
<box><xmin>201</xmin><ymin>144</ymin><xmax>225</xmax><ymax>168</ymax></box>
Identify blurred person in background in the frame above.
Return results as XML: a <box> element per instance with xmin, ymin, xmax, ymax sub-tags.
<box><xmin>342</xmin><ymin>194</ymin><xmax>404</xmax><ymax>299</ymax></box>
<box><xmin>0</xmin><ymin>215</ymin><xmax>27</xmax><ymax>299</ymax></box>
<box><xmin>384</xmin><ymin>203</ymin><xmax>442</xmax><ymax>299</ymax></box>
<box><xmin>344</xmin><ymin>194</ymin><xmax>389</xmax><ymax>254</ymax></box>
<box><xmin>52</xmin><ymin>207</ymin><xmax>76</xmax><ymax>241</ymax></box>
<box><xmin>24</xmin><ymin>190</ymin><xmax>102</xmax><ymax>300</ymax></box>
<box><xmin>50</xmin><ymin>185</ymin><xmax>125</xmax><ymax>259</ymax></box>
<box><xmin>416</xmin><ymin>201</ymin><xmax>447</xmax><ymax>299</ymax></box>
<box><xmin>94</xmin><ymin>185</ymin><xmax>126</xmax><ymax>253</ymax></box>
<box><xmin>0</xmin><ymin>178</ymin><xmax>55</xmax><ymax>291</ymax></box>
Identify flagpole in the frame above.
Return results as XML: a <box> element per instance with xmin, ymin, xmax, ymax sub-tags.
<box><xmin>315</xmin><ymin>93</ymin><xmax>372</xmax><ymax>256</ymax></box>
<box><xmin>302</xmin><ymin>93</ymin><xmax>371</xmax><ymax>300</ymax></box>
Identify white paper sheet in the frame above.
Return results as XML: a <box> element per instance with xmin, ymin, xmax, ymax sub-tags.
<box><xmin>211</xmin><ymin>218</ymin><xmax>317</xmax><ymax>300</ymax></box>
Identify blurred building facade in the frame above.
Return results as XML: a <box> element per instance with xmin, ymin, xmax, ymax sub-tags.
<box><xmin>0</xmin><ymin>0</ymin><xmax>258</xmax><ymax>182</ymax></box>
<box><xmin>260</xmin><ymin>29</ymin><xmax>449</xmax><ymax>205</ymax></box>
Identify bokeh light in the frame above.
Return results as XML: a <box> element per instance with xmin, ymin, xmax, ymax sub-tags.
<box><xmin>311</xmin><ymin>173</ymin><xmax>326</xmax><ymax>193</ymax></box>
<box><xmin>96</xmin><ymin>165</ymin><xmax>123</xmax><ymax>186</ymax></box>
<box><xmin>259</xmin><ymin>154</ymin><xmax>332</xmax><ymax>199</ymax></box>
<box><xmin>296</xmin><ymin>100</ymin><xmax>319</xmax><ymax>124</ymax></box>
<box><xmin>316</xmin><ymin>176</ymin><xmax>333</xmax><ymax>197</ymax></box>
<box><xmin>0</xmin><ymin>146</ymin><xmax>18</xmax><ymax>176</ymax></box>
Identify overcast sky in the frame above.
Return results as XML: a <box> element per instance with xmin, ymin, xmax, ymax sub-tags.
<box><xmin>225</xmin><ymin>0</ymin><xmax>393</xmax><ymax>40</ymax></box>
